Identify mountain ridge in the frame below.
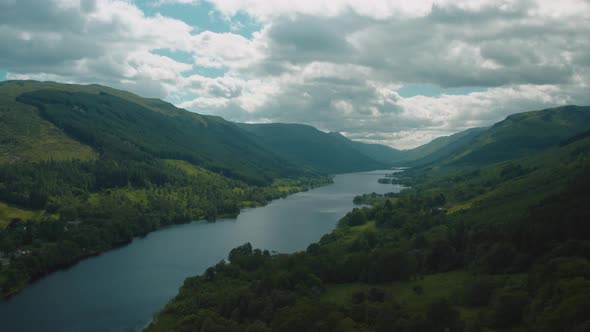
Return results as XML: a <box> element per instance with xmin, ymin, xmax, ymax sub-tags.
<box><xmin>3</xmin><ymin>81</ymin><xmax>590</xmax><ymax>174</ymax></box>
<box><xmin>237</xmin><ymin>122</ymin><xmax>388</xmax><ymax>173</ymax></box>
<box><xmin>438</xmin><ymin>105</ymin><xmax>590</xmax><ymax>166</ymax></box>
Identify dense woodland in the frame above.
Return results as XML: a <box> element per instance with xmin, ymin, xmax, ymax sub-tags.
<box><xmin>0</xmin><ymin>156</ymin><xmax>329</xmax><ymax>297</ymax></box>
<box><xmin>1</xmin><ymin>82</ymin><xmax>590</xmax><ymax>331</ymax></box>
<box><xmin>146</xmin><ymin>132</ymin><xmax>590</xmax><ymax>331</ymax></box>
<box><xmin>0</xmin><ymin>83</ymin><xmax>338</xmax><ymax>297</ymax></box>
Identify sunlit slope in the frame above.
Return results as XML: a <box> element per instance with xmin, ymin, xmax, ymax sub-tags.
<box><xmin>2</xmin><ymin>81</ymin><xmax>305</xmax><ymax>184</ymax></box>
<box><xmin>0</xmin><ymin>81</ymin><xmax>97</xmax><ymax>162</ymax></box>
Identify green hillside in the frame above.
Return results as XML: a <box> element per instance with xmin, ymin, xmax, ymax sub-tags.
<box><xmin>401</xmin><ymin>127</ymin><xmax>487</xmax><ymax>166</ymax></box>
<box><xmin>146</xmin><ymin>128</ymin><xmax>590</xmax><ymax>332</ymax></box>
<box><xmin>327</xmin><ymin>132</ymin><xmax>405</xmax><ymax>165</ymax></box>
<box><xmin>331</xmin><ymin>105</ymin><xmax>590</xmax><ymax>170</ymax></box>
<box><xmin>327</xmin><ymin>127</ymin><xmax>487</xmax><ymax>168</ymax></box>
<box><xmin>445</xmin><ymin>105</ymin><xmax>590</xmax><ymax>165</ymax></box>
<box><xmin>7</xmin><ymin>83</ymin><xmax>304</xmax><ymax>184</ymax></box>
<box><xmin>0</xmin><ymin>81</ymin><xmax>98</xmax><ymax>163</ymax></box>
<box><xmin>0</xmin><ymin>81</ymin><xmax>332</xmax><ymax>297</ymax></box>
<box><xmin>237</xmin><ymin>123</ymin><xmax>386</xmax><ymax>173</ymax></box>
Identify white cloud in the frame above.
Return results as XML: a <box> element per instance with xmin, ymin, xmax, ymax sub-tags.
<box><xmin>191</xmin><ymin>30</ymin><xmax>265</xmax><ymax>69</ymax></box>
<box><xmin>1</xmin><ymin>0</ymin><xmax>589</xmax><ymax>148</ymax></box>
<box><xmin>204</xmin><ymin>0</ymin><xmax>590</xmax><ymax>21</ymax></box>
<box><xmin>151</xmin><ymin>0</ymin><xmax>200</xmax><ymax>7</ymax></box>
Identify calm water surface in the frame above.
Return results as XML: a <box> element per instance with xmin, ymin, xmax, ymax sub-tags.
<box><xmin>0</xmin><ymin>170</ymin><xmax>403</xmax><ymax>332</ymax></box>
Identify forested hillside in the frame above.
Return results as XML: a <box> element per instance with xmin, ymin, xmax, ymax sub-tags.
<box><xmin>330</xmin><ymin>105</ymin><xmax>590</xmax><ymax>169</ymax></box>
<box><xmin>327</xmin><ymin>132</ymin><xmax>405</xmax><ymax>165</ymax></box>
<box><xmin>10</xmin><ymin>83</ymin><xmax>302</xmax><ymax>184</ymax></box>
<box><xmin>0</xmin><ymin>81</ymin><xmax>331</xmax><ymax>297</ymax></box>
<box><xmin>237</xmin><ymin>123</ymin><xmax>386</xmax><ymax>173</ymax></box>
<box><xmin>400</xmin><ymin>127</ymin><xmax>487</xmax><ymax>166</ymax></box>
<box><xmin>147</xmin><ymin>120</ymin><xmax>590</xmax><ymax>331</ymax></box>
<box><xmin>441</xmin><ymin>105</ymin><xmax>590</xmax><ymax>165</ymax></box>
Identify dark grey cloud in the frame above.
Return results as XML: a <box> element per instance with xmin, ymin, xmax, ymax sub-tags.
<box><xmin>0</xmin><ymin>0</ymin><xmax>102</xmax><ymax>69</ymax></box>
<box><xmin>0</xmin><ymin>0</ymin><xmax>87</xmax><ymax>31</ymax></box>
<box><xmin>264</xmin><ymin>13</ymin><xmax>364</xmax><ymax>63</ymax></box>
<box><xmin>248</xmin><ymin>3</ymin><xmax>587</xmax><ymax>88</ymax></box>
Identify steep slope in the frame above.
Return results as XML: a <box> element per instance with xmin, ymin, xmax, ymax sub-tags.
<box><xmin>327</xmin><ymin>128</ymin><xmax>486</xmax><ymax>167</ymax></box>
<box><xmin>330</xmin><ymin>105</ymin><xmax>589</xmax><ymax>169</ymax></box>
<box><xmin>444</xmin><ymin>105</ymin><xmax>590</xmax><ymax>165</ymax></box>
<box><xmin>327</xmin><ymin>132</ymin><xmax>405</xmax><ymax>165</ymax></box>
<box><xmin>0</xmin><ymin>81</ymin><xmax>98</xmax><ymax>162</ymax></box>
<box><xmin>1</xmin><ymin>80</ymin><xmax>303</xmax><ymax>184</ymax></box>
<box><xmin>237</xmin><ymin>123</ymin><xmax>386</xmax><ymax>173</ymax></box>
<box><xmin>147</xmin><ymin>126</ymin><xmax>590</xmax><ymax>332</ymax></box>
<box><xmin>0</xmin><ymin>80</ymin><xmax>335</xmax><ymax>297</ymax></box>
<box><xmin>401</xmin><ymin>127</ymin><xmax>487</xmax><ymax>166</ymax></box>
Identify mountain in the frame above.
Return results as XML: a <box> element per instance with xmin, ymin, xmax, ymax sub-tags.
<box><xmin>237</xmin><ymin>123</ymin><xmax>386</xmax><ymax>173</ymax></box>
<box><xmin>326</xmin><ymin>127</ymin><xmax>487</xmax><ymax>167</ymax></box>
<box><xmin>400</xmin><ymin>127</ymin><xmax>487</xmax><ymax>166</ymax></box>
<box><xmin>0</xmin><ymin>80</ymin><xmax>335</xmax><ymax>297</ymax></box>
<box><xmin>327</xmin><ymin>132</ymin><xmax>405</xmax><ymax>165</ymax></box>
<box><xmin>0</xmin><ymin>81</ymin><xmax>98</xmax><ymax>163</ymax></box>
<box><xmin>1</xmin><ymin>80</ymin><xmax>303</xmax><ymax>184</ymax></box>
<box><xmin>442</xmin><ymin>105</ymin><xmax>590</xmax><ymax>165</ymax></box>
<box><xmin>336</xmin><ymin>105</ymin><xmax>590</xmax><ymax>169</ymax></box>
<box><xmin>147</xmin><ymin>118</ymin><xmax>590</xmax><ymax>332</ymax></box>
<box><xmin>327</xmin><ymin>127</ymin><xmax>490</xmax><ymax>168</ymax></box>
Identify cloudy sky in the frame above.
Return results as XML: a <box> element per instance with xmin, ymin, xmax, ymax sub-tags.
<box><xmin>1</xmin><ymin>0</ymin><xmax>589</xmax><ymax>149</ymax></box>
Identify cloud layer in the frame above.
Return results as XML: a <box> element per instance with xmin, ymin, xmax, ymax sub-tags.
<box><xmin>1</xmin><ymin>0</ymin><xmax>589</xmax><ymax>148</ymax></box>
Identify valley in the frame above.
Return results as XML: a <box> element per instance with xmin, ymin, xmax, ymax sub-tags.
<box><xmin>0</xmin><ymin>81</ymin><xmax>589</xmax><ymax>332</ymax></box>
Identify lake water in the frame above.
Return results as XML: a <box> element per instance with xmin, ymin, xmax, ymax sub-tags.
<box><xmin>0</xmin><ymin>170</ymin><xmax>403</xmax><ymax>332</ymax></box>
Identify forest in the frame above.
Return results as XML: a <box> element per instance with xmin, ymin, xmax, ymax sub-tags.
<box><xmin>0</xmin><ymin>155</ymin><xmax>329</xmax><ymax>297</ymax></box>
<box><xmin>0</xmin><ymin>83</ymin><xmax>339</xmax><ymax>297</ymax></box>
<box><xmin>1</xmin><ymin>81</ymin><xmax>589</xmax><ymax>331</ymax></box>
<box><xmin>146</xmin><ymin>131</ymin><xmax>590</xmax><ymax>331</ymax></box>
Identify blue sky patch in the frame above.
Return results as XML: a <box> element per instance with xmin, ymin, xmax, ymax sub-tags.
<box><xmin>152</xmin><ymin>48</ymin><xmax>194</xmax><ymax>64</ymax></box>
<box><xmin>152</xmin><ymin>48</ymin><xmax>226</xmax><ymax>78</ymax></box>
<box><xmin>134</xmin><ymin>0</ymin><xmax>259</xmax><ymax>78</ymax></box>
<box><xmin>398</xmin><ymin>84</ymin><xmax>486</xmax><ymax>97</ymax></box>
<box><xmin>182</xmin><ymin>66</ymin><xmax>227</xmax><ymax>78</ymax></box>
<box><xmin>136</xmin><ymin>0</ymin><xmax>261</xmax><ymax>37</ymax></box>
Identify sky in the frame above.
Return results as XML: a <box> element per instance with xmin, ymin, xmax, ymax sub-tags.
<box><xmin>1</xmin><ymin>0</ymin><xmax>589</xmax><ymax>149</ymax></box>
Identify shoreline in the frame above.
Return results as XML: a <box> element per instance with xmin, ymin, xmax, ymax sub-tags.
<box><xmin>0</xmin><ymin>178</ymin><xmax>334</xmax><ymax>300</ymax></box>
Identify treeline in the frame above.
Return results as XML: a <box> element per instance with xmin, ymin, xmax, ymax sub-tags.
<box><xmin>146</xmin><ymin>164</ymin><xmax>590</xmax><ymax>331</ymax></box>
<box><xmin>0</xmin><ymin>157</ymin><xmax>330</xmax><ymax>297</ymax></box>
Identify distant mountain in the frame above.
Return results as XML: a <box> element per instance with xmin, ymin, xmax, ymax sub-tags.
<box><xmin>327</xmin><ymin>132</ymin><xmax>405</xmax><ymax>165</ymax></box>
<box><xmin>442</xmin><ymin>105</ymin><xmax>590</xmax><ymax>165</ymax></box>
<box><xmin>5</xmin><ymin>81</ymin><xmax>586</xmax><ymax>180</ymax></box>
<box><xmin>237</xmin><ymin>123</ymin><xmax>386</xmax><ymax>173</ymax></box>
<box><xmin>326</xmin><ymin>128</ymin><xmax>487</xmax><ymax>167</ymax></box>
<box><xmin>240</xmin><ymin>123</ymin><xmax>485</xmax><ymax>170</ymax></box>
<box><xmin>400</xmin><ymin>127</ymin><xmax>487</xmax><ymax>166</ymax></box>
<box><xmin>1</xmin><ymin>80</ymin><xmax>303</xmax><ymax>184</ymax></box>
<box><xmin>325</xmin><ymin>105</ymin><xmax>590</xmax><ymax>169</ymax></box>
